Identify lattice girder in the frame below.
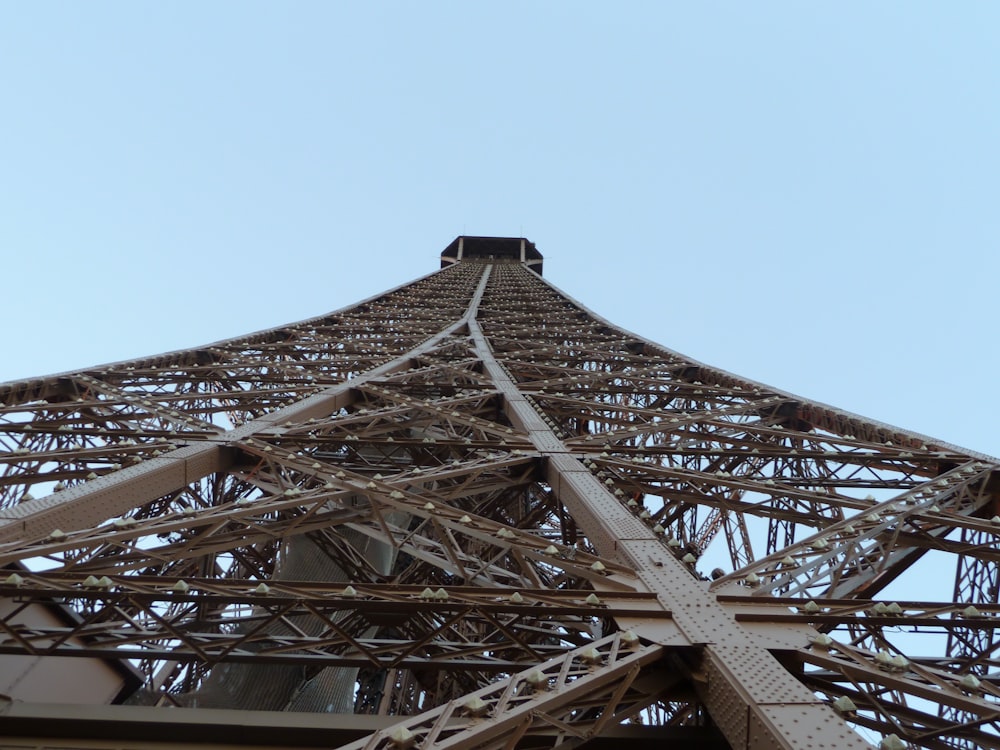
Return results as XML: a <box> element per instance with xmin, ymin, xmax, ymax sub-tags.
<box><xmin>2</xmin><ymin>244</ymin><xmax>1000</xmax><ymax>750</ymax></box>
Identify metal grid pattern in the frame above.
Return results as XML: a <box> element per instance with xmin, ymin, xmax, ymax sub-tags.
<box><xmin>1</xmin><ymin>243</ymin><xmax>999</xmax><ymax>749</ymax></box>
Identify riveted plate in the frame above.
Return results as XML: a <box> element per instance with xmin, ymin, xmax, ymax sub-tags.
<box><xmin>749</xmin><ymin>704</ymin><xmax>867</xmax><ymax>750</ymax></box>
<box><xmin>706</xmin><ymin>645</ymin><xmax>818</xmax><ymax>705</ymax></box>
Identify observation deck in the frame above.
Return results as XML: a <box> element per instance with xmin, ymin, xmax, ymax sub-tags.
<box><xmin>440</xmin><ymin>235</ymin><xmax>543</xmax><ymax>275</ymax></box>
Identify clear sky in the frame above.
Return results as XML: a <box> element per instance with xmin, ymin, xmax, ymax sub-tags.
<box><xmin>2</xmin><ymin>3</ymin><xmax>999</xmax><ymax>458</ymax></box>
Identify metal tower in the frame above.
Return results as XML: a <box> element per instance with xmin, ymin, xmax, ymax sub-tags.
<box><xmin>1</xmin><ymin>237</ymin><xmax>998</xmax><ymax>750</ymax></box>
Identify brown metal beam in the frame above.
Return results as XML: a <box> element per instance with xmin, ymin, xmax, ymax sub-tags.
<box><xmin>0</xmin><ymin>700</ymin><xmax>726</xmax><ymax>750</ymax></box>
<box><xmin>0</xmin><ymin>320</ymin><xmax>475</xmax><ymax>544</ymax></box>
<box><xmin>466</xmin><ymin>269</ymin><xmax>868</xmax><ymax>750</ymax></box>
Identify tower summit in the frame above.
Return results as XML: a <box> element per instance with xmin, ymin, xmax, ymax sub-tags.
<box><xmin>0</xmin><ymin>237</ymin><xmax>997</xmax><ymax>750</ymax></box>
<box><xmin>440</xmin><ymin>235</ymin><xmax>543</xmax><ymax>274</ymax></box>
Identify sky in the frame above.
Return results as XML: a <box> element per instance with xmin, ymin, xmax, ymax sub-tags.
<box><xmin>2</xmin><ymin>3</ymin><xmax>999</xmax><ymax>458</ymax></box>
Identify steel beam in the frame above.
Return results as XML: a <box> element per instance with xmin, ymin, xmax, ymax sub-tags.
<box><xmin>467</xmin><ymin>281</ymin><xmax>868</xmax><ymax>750</ymax></box>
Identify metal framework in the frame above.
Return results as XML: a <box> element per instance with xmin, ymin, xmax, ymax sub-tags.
<box><xmin>1</xmin><ymin>236</ymin><xmax>999</xmax><ymax>750</ymax></box>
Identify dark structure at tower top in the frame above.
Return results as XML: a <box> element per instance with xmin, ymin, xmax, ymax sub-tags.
<box><xmin>441</xmin><ymin>235</ymin><xmax>543</xmax><ymax>275</ymax></box>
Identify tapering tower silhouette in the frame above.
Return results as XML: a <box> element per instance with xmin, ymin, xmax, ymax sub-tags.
<box><xmin>1</xmin><ymin>237</ymin><xmax>998</xmax><ymax>750</ymax></box>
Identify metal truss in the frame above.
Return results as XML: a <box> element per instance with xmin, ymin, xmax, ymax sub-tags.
<box><xmin>2</xmin><ymin>238</ymin><xmax>1000</xmax><ymax>750</ymax></box>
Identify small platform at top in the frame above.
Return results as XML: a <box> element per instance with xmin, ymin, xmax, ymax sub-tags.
<box><xmin>441</xmin><ymin>236</ymin><xmax>543</xmax><ymax>275</ymax></box>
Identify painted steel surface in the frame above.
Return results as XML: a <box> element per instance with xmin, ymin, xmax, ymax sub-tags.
<box><xmin>1</xmin><ymin>239</ymin><xmax>999</xmax><ymax>749</ymax></box>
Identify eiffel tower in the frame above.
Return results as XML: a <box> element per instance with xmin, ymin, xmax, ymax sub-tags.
<box><xmin>1</xmin><ymin>236</ymin><xmax>998</xmax><ymax>750</ymax></box>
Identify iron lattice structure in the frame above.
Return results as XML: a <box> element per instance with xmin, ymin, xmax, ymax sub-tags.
<box><xmin>1</xmin><ymin>237</ymin><xmax>999</xmax><ymax>750</ymax></box>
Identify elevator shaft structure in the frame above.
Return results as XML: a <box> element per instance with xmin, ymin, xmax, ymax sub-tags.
<box><xmin>1</xmin><ymin>237</ymin><xmax>999</xmax><ymax>749</ymax></box>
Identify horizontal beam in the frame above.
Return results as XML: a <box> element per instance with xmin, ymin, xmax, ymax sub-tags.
<box><xmin>0</xmin><ymin>700</ymin><xmax>727</xmax><ymax>749</ymax></box>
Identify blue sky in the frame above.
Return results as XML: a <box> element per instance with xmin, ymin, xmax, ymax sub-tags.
<box><xmin>2</xmin><ymin>3</ymin><xmax>999</xmax><ymax>457</ymax></box>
